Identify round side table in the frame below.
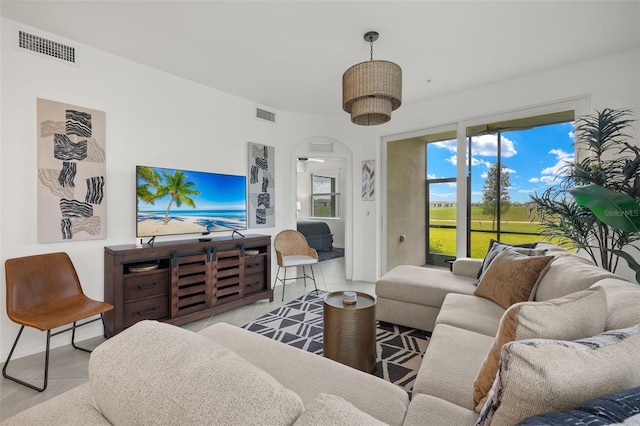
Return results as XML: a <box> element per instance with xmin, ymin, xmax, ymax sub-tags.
<box><xmin>323</xmin><ymin>291</ymin><xmax>376</xmax><ymax>373</ymax></box>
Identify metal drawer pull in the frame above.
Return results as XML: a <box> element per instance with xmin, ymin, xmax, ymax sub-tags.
<box><xmin>137</xmin><ymin>282</ymin><xmax>158</xmax><ymax>290</ymax></box>
<box><xmin>137</xmin><ymin>307</ymin><xmax>158</xmax><ymax>316</ymax></box>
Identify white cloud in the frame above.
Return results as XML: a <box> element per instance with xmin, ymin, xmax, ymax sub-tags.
<box><xmin>432</xmin><ymin>140</ymin><xmax>457</xmax><ymax>152</ymax></box>
<box><xmin>540</xmin><ymin>175</ymin><xmax>561</xmax><ymax>185</ymax></box>
<box><xmin>472</xmin><ymin>158</ymin><xmax>493</xmax><ymax>168</ymax></box>
<box><xmin>548</xmin><ymin>148</ymin><xmax>573</xmax><ymax>161</ymax></box>
<box><xmin>471</xmin><ymin>134</ymin><xmax>517</xmax><ymax>158</ymax></box>
<box><xmin>532</xmin><ymin>148</ymin><xmax>574</xmax><ymax>185</ymax></box>
<box><xmin>541</xmin><ymin>153</ymin><xmax>572</xmax><ymax>176</ymax></box>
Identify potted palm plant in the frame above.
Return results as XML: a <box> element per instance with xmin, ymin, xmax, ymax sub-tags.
<box><xmin>527</xmin><ymin>108</ymin><xmax>637</xmax><ymax>273</ymax></box>
<box><xmin>568</xmin><ymin>184</ymin><xmax>640</xmax><ymax>283</ymax></box>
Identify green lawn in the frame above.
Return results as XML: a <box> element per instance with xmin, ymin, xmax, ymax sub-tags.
<box><xmin>429</xmin><ymin>204</ymin><xmax>541</xmax><ymax>222</ymax></box>
<box><xmin>429</xmin><ymin>228</ymin><xmax>546</xmax><ymax>258</ymax></box>
<box><xmin>428</xmin><ymin>205</ymin><xmax>562</xmax><ymax>257</ymax></box>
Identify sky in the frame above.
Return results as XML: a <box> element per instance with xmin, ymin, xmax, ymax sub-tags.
<box><xmin>427</xmin><ymin>121</ymin><xmax>575</xmax><ymax>203</ymax></box>
<box><xmin>137</xmin><ymin>166</ymin><xmax>247</xmax><ymax>211</ymax></box>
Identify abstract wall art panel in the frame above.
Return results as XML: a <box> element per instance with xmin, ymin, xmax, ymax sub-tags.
<box><xmin>362</xmin><ymin>160</ymin><xmax>375</xmax><ymax>201</ymax></box>
<box><xmin>37</xmin><ymin>98</ymin><xmax>106</xmax><ymax>242</ymax></box>
<box><xmin>248</xmin><ymin>142</ymin><xmax>275</xmax><ymax>228</ymax></box>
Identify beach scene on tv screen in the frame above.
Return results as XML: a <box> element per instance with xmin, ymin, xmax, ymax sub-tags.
<box><xmin>136</xmin><ymin>166</ymin><xmax>247</xmax><ymax>237</ymax></box>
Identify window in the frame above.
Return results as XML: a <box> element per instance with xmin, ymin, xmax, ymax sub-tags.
<box><xmin>311</xmin><ymin>171</ymin><xmax>340</xmax><ymax>218</ymax></box>
<box><xmin>466</xmin><ymin>111</ymin><xmax>575</xmax><ymax>257</ymax></box>
<box><xmin>426</xmin><ymin>132</ymin><xmax>458</xmax><ymax>267</ymax></box>
<box><xmin>423</xmin><ymin>110</ymin><xmax>575</xmax><ymax>262</ymax></box>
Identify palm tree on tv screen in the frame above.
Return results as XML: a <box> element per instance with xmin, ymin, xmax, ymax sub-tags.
<box><xmin>136</xmin><ymin>166</ymin><xmax>161</xmax><ymax>204</ymax></box>
<box><xmin>154</xmin><ymin>170</ymin><xmax>200</xmax><ymax>225</ymax></box>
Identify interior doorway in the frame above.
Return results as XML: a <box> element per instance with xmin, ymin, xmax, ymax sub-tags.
<box><xmin>292</xmin><ymin>137</ymin><xmax>353</xmax><ymax>280</ymax></box>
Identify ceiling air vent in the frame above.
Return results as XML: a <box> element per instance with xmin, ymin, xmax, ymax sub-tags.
<box><xmin>18</xmin><ymin>30</ymin><xmax>76</xmax><ymax>64</ymax></box>
<box><xmin>256</xmin><ymin>108</ymin><xmax>276</xmax><ymax>123</ymax></box>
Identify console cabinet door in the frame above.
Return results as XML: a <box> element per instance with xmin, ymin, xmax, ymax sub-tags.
<box><xmin>170</xmin><ymin>252</ymin><xmax>212</xmax><ymax>318</ymax></box>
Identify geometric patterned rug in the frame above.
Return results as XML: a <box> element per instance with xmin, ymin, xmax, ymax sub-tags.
<box><xmin>243</xmin><ymin>290</ymin><xmax>431</xmax><ymax>396</ymax></box>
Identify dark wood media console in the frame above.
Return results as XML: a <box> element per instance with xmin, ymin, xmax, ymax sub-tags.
<box><xmin>104</xmin><ymin>234</ymin><xmax>272</xmax><ymax>335</ymax></box>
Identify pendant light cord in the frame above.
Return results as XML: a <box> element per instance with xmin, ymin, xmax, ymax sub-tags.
<box><xmin>370</xmin><ymin>38</ymin><xmax>374</xmax><ymax>60</ymax></box>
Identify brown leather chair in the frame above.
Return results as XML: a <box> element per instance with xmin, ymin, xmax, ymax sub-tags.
<box><xmin>3</xmin><ymin>252</ymin><xmax>113</xmax><ymax>391</ymax></box>
<box><xmin>273</xmin><ymin>230</ymin><xmax>323</xmax><ymax>301</ymax></box>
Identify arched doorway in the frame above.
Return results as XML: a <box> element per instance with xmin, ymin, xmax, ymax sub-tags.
<box><xmin>292</xmin><ymin>137</ymin><xmax>353</xmax><ymax>280</ymax></box>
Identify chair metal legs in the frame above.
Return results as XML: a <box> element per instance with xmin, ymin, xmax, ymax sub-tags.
<box><xmin>274</xmin><ymin>265</ymin><xmax>318</xmax><ymax>301</ymax></box>
<box><xmin>71</xmin><ymin>315</ymin><xmax>110</xmax><ymax>352</ymax></box>
<box><xmin>2</xmin><ymin>325</ymin><xmax>50</xmax><ymax>392</ymax></box>
<box><xmin>307</xmin><ymin>265</ymin><xmax>319</xmax><ymax>294</ymax></box>
<box><xmin>3</xmin><ymin>314</ymin><xmax>108</xmax><ymax>392</ymax></box>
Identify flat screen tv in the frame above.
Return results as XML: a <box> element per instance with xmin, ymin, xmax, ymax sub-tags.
<box><xmin>136</xmin><ymin>165</ymin><xmax>247</xmax><ymax>238</ymax></box>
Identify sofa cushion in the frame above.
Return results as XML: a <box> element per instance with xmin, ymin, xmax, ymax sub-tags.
<box><xmin>591</xmin><ymin>278</ymin><xmax>640</xmax><ymax>330</ymax></box>
<box><xmin>534</xmin><ymin>242</ymin><xmax>571</xmax><ymax>256</ymax></box>
<box><xmin>293</xmin><ymin>393</ymin><xmax>387</xmax><ymax>426</ymax></box>
<box><xmin>534</xmin><ymin>254</ymin><xmax>618</xmax><ymax>301</ymax></box>
<box><xmin>476</xmin><ymin>240</ymin><xmax>540</xmax><ymax>279</ymax></box>
<box><xmin>477</xmin><ymin>325</ymin><xmax>640</xmax><ymax>426</ymax></box>
<box><xmin>198</xmin><ymin>322</ymin><xmax>409</xmax><ymax>426</ymax></box>
<box><xmin>474</xmin><ymin>249</ymin><xmax>554</xmax><ymax>309</ymax></box>
<box><xmin>0</xmin><ymin>383</ymin><xmax>109</xmax><ymax>426</ymax></box>
<box><xmin>435</xmin><ymin>293</ymin><xmax>505</xmax><ymax>337</ymax></box>
<box><xmin>413</xmin><ymin>324</ymin><xmax>495</xmax><ymax>410</ymax></box>
<box><xmin>451</xmin><ymin>257</ymin><xmax>483</xmax><ymax>278</ymax></box>
<box><xmin>89</xmin><ymin>321</ymin><xmax>304</xmax><ymax>426</ymax></box>
<box><xmin>403</xmin><ymin>394</ymin><xmax>479</xmax><ymax>426</ymax></box>
<box><xmin>472</xmin><ymin>288</ymin><xmax>607</xmax><ymax>412</ymax></box>
<box><xmin>376</xmin><ymin>265</ymin><xmax>476</xmax><ymax>308</ymax></box>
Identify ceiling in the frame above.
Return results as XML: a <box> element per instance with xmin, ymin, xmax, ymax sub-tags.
<box><xmin>2</xmin><ymin>1</ymin><xmax>639</xmax><ymax>117</ymax></box>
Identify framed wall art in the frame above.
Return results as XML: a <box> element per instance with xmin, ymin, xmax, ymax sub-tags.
<box><xmin>362</xmin><ymin>159</ymin><xmax>375</xmax><ymax>201</ymax></box>
<box><xmin>37</xmin><ymin>98</ymin><xmax>106</xmax><ymax>242</ymax></box>
<box><xmin>248</xmin><ymin>142</ymin><xmax>275</xmax><ymax>228</ymax></box>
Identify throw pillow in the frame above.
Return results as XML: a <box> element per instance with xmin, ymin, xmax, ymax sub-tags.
<box><xmin>477</xmin><ymin>240</ymin><xmax>539</xmax><ymax>279</ymax></box>
<box><xmin>518</xmin><ymin>386</ymin><xmax>640</xmax><ymax>425</ymax></box>
<box><xmin>89</xmin><ymin>321</ymin><xmax>304</xmax><ymax>426</ymax></box>
<box><xmin>472</xmin><ymin>288</ymin><xmax>607</xmax><ymax>412</ymax></box>
<box><xmin>293</xmin><ymin>393</ymin><xmax>387</xmax><ymax>426</ymax></box>
<box><xmin>474</xmin><ymin>249</ymin><xmax>554</xmax><ymax>309</ymax></box>
<box><xmin>477</xmin><ymin>325</ymin><xmax>640</xmax><ymax>426</ymax></box>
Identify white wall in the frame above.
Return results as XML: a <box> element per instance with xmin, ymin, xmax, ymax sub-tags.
<box><xmin>2</xmin><ymin>16</ymin><xmax>639</xmax><ymax>360</ymax></box>
<box><xmin>0</xmin><ymin>19</ymin><xmax>363</xmax><ymax>359</ymax></box>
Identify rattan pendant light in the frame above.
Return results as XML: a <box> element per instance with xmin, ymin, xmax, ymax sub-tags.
<box><xmin>342</xmin><ymin>31</ymin><xmax>402</xmax><ymax>126</ymax></box>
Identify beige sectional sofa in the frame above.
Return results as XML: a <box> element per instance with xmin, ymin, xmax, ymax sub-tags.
<box><xmin>3</xmin><ymin>242</ymin><xmax>640</xmax><ymax>425</ymax></box>
<box><xmin>2</xmin><ymin>320</ymin><xmax>409</xmax><ymax>426</ymax></box>
<box><xmin>377</xmin><ymin>242</ymin><xmax>640</xmax><ymax>425</ymax></box>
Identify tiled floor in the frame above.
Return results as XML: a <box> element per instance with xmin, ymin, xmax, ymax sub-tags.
<box><xmin>0</xmin><ymin>257</ymin><xmax>376</xmax><ymax>421</ymax></box>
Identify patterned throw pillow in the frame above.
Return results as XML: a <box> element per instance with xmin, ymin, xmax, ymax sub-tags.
<box><xmin>472</xmin><ymin>288</ymin><xmax>607</xmax><ymax>412</ymax></box>
<box><xmin>477</xmin><ymin>325</ymin><xmax>640</xmax><ymax>426</ymax></box>
<box><xmin>517</xmin><ymin>385</ymin><xmax>640</xmax><ymax>425</ymax></box>
<box><xmin>476</xmin><ymin>240</ymin><xmax>540</xmax><ymax>280</ymax></box>
<box><xmin>474</xmin><ymin>249</ymin><xmax>554</xmax><ymax>309</ymax></box>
